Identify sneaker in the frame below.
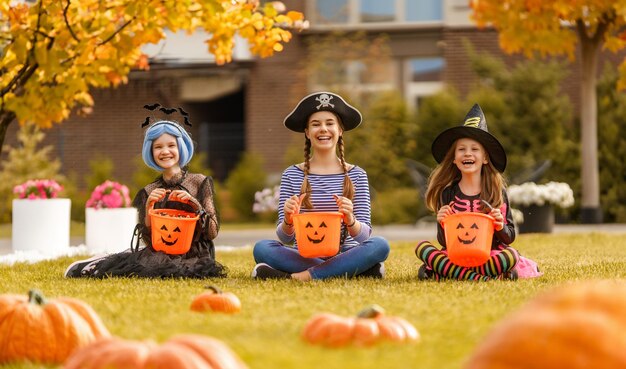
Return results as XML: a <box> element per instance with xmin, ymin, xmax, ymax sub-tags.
<box><xmin>64</xmin><ymin>254</ymin><xmax>107</xmax><ymax>278</ymax></box>
<box><xmin>358</xmin><ymin>262</ymin><xmax>385</xmax><ymax>278</ymax></box>
<box><xmin>251</xmin><ymin>263</ymin><xmax>291</xmax><ymax>280</ymax></box>
<box><xmin>503</xmin><ymin>269</ymin><xmax>519</xmax><ymax>281</ymax></box>
<box><xmin>418</xmin><ymin>264</ymin><xmax>434</xmax><ymax>280</ymax></box>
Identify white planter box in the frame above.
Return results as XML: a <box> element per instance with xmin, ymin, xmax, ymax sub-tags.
<box><xmin>12</xmin><ymin>198</ymin><xmax>71</xmax><ymax>253</ymax></box>
<box><xmin>86</xmin><ymin>207</ymin><xmax>138</xmax><ymax>253</ymax></box>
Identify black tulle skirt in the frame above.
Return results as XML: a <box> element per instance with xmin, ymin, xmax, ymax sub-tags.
<box><xmin>84</xmin><ymin>244</ymin><xmax>227</xmax><ymax>279</ymax></box>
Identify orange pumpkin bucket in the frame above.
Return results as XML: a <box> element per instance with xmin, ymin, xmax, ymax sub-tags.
<box><xmin>293</xmin><ymin>212</ymin><xmax>343</xmax><ymax>258</ymax></box>
<box><xmin>442</xmin><ymin>212</ymin><xmax>494</xmax><ymax>267</ymax></box>
<box><xmin>149</xmin><ymin>207</ymin><xmax>199</xmax><ymax>255</ymax></box>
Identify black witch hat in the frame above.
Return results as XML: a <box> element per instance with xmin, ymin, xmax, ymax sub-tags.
<box><xmin>431</xmin><ymin>104</ymin><xmax>507</xmax><ymax>172</ymax></box>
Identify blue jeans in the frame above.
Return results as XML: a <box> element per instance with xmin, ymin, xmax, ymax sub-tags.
<box><xmin>253</xmin><ymin>236</ymin><xmax>390</xmax><ymax>280</ymax></box>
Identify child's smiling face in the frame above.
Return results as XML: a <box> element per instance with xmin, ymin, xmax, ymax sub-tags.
<box><xmin>453</xmin><ymin>138</ymin><xmax>488</xmax><ymax>175</ymax></box>
<box><xmin>305</xmin><ymin>111</ymin><xmax>343</xmax><ymax>152</ymax></box>
<box><xmin>152</xmin><ymin>133</ymin><xmax>180</xmax><ymax>170</ymax></box>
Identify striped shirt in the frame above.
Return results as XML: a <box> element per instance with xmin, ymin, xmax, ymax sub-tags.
<box><xmin>276</xmin><ymin>165</ymin><xmax>372</xmax><ymax>248</ymax></box>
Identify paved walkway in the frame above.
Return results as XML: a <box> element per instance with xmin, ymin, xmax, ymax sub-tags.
<box><xmin>1</xmin><ymin>223</ymin><xmax>625</xmax><ymax>256</ymax></box>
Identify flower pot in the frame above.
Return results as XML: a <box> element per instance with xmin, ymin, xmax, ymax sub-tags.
<box><xmin>518</xmin><ymin>204</ymin><xmax>554</xmax><ymax>234</ymax></box>
<box><xmin>12</xmin><ymin>198</ymin><xmax>71</xmax><ymax>253</ymax></box>
<box><xmin>86</xmin><ymin>207</ymin><xmax>138</xmax><ymax>253</ymax></box>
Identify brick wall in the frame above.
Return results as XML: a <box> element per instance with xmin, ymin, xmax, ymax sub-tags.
<box><xmin>246</xmin><ymin>0</ymin><xmax>308</xmax><ymax>178</ymax></box>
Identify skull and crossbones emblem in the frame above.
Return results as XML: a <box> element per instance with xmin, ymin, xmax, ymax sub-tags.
<box><xmin>315</xmin><ymin>94</ymin><xmax>334</xmax><ymax>109</ymax></box>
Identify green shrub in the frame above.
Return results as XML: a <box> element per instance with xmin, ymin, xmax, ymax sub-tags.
<box><xmin>0</xmin><ymin>122</ymin><xmax>64</xmax><ymax>222</ymax></box>
<box><xmin>349</xmin><ymin>91</ymin><xmax>417</xmax><ymax>191</ymax></box>
<box><xmin>372</xmin><ymin>187</ymin><xmax>421</xmax><ymax>225</ymax></box>
<box><xmin>224</xmin><ymin>152</ymin><xmax>267</xmax><ymax>221</ymax></box>
<box><xmin>597</xmin><ymin>63</ymin><xmax>626</xmax><ymax>222</ymax></box>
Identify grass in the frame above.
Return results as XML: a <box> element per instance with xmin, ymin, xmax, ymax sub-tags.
<box><xmin>1</xmin><ymin>232</ymin><xmax>626</xmax><ymax>369</ymax></box>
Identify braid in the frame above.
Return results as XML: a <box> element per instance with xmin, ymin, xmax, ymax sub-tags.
<box><xmin>300</xmin><ymin>137</ymin><xmax>313</xmax><ymax>209</ymax></box>
<box><xmin>337</xmin><ymin>136</ymin><xmax>354</xmax><ymax>200</ymax></box>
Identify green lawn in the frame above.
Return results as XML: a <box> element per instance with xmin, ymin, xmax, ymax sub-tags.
<box><xmin>1</xmin><ymin>232</ymin><xmax>625</xmax><ymax>369</ymax></box>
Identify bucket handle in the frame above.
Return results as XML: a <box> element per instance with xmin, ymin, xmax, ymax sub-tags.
<box><xmin>441</xmin><ymin>211</ymin><xmax>496</xmax><ymax>229</ymax></box>
<box><xmin>148</xmin><ymin>191</ymin><xmax>197</xmax><ymax>213</ymax></box>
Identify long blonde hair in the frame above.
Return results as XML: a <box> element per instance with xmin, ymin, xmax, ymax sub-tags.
<box><xmin>425</xmin><ymin>140</ymin><xmax>506</xmax><ymax>212</ymax></box>
<box><xmin>300</xmin><ymin>115</ymin><xmax>354</xmax><ymax>209</ymax></box>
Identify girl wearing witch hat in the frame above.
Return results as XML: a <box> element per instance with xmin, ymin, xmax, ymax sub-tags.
<box><xmin>415</xmin><ymin>104</ymin><xmax>526</xmax><ymax>281</ymax></box>
<box><xmin>64</xmin><ymin>105</ymin><xmax>226</xmax><ymax>278</ymax></box>
<box><xmin>251</xmin><ymin>92</ymin><xmax>390</xmax><ymax>280</ymax></box>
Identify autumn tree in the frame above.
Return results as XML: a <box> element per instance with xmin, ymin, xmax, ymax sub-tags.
<box><xmin>471</xmin><ymin>0</ymin><xmax>626</xmax><ymax>223</ymax></box>
<box><xmin>0</xmin><ymin>0</ymin><xmax>305</xmax><ymax>150</ymax></box>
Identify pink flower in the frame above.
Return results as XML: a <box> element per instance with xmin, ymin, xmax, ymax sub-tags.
<box><xmin>13</xmin><ymin>179</ymin><xmax>63</xmax><ymax>199</ymax></box>
<box><xmin>86</xmin><ymin>181</ymin><xmax>131</xmax><ymax>209</ymax></box>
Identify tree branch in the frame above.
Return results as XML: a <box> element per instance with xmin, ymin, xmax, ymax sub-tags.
<box><xmin>64</xmin><ymin>0</ymin><xmax>81</xmax><ymax>42</ymax></box>
<box><xmin>592</xmin><ymin>10</ymin><xmax>614</xmax><ymax>45</ymax></box>
<box><xmin>577</xmin><ymin>10</ymin><xmax>615</xmax><ymax>47</ymax></box>
<box><xmin>97</xmin><ymin>16</ymin><xmax>136</xmax><ymax>46</ymax></box>
<box><xmin>0</xmin><ymin>1</ymin><xmax>45</xmax><ymax>97</ymax></box>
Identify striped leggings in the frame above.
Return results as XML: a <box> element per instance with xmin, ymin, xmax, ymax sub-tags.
<box><xmin>415</xmin><ymin>241</ymin><xmax>519</xmax><ymax>281</ymax></box>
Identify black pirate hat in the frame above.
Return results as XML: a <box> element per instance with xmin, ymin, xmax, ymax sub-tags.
<box><xmin>431</xmin><ymin>104</ymin><xmax>507</xmax><ymax>172</ymax></box>
<box><xmin>284</xmin><ymin>92</ymin><xmax>362</xmax><ymax>132</ymax></box>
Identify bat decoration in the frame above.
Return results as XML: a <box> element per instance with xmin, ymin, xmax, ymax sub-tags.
<box><xmin>159</xmin><ymin>107</ymin><xmax>178</xmax><ymax>114</ymax></box>
<box><xmin>178</xmin><ymin>107</ymin><xmax>192</xmax><ymax>127</ymax></box>
<box><xmin>144</xmin><ymin>103</ymin><xmax>161</xmax><ymax>111</ymax></box>
<box><xmin>141</xmin><ymin>103</ymin><xmax>192</xmax><ymax>128</ymax></box>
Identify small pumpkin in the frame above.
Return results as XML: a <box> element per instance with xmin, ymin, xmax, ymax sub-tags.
<box><xmin>464</xmin><ymin>280</ymin><xmax>626</xmax><ymax>369</ymax></box>
<box><xmin>64</xmin><ymin>334</ymin><xmax>248</xmax><ymax>369</ymax></box>
<box><xmin>302</xmin><ymin>305</ymin><xmax>419</xmax><ymax>347</ymax></box>
<box><xmin>190</xmin><ymin>286</ymin><xmax>241</xmax><ymax>313</ymax></box>
<box><xmin>0</xmin><ymin>289</ymin><xmax>110</xmax><ymax>364</ymax></box>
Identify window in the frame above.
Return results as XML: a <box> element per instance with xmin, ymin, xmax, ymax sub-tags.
<box><xmin>309</xmin><ymin>60</ymin><xmax>397</xmax><ymax>99</ymax></box>
<box><xmin>312</xmin><ymin>0</ymin><xmax>442</xmax><ymax>26</ymax></box>
<box><xmin>405</xmin><ymin>57</ymin><xmax>445</xmax><ymax>111</ymax></box>
<box><xmin>406</xmin><ymin>0</ymin><xmax>442</xmax><ymax>22</ymax></box>
<box><xmin>315</xmin><ymin>0</ymin><xmax>349</xmax><ymax>25</ymax></box>
<box><xmin>409</xmin><ymin>58</ymin><xmax>444</xmax><ymax>82</ymax></box>
<box><xmin>360</xmin><ymin>1</ymin><xmax>395</xmax><ymax>23</ymax></box>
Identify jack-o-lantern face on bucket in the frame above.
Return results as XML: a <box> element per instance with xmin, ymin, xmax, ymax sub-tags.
<box><xmin>159</xmin><ymin>224</ymin><xmax>181</xmax><ymax>246</ymax></box>
<box><xmin>305</xmin><ymin>221</ymin><xmax>327</xmax><ymax>244</ymax></box>
<box><xmin>444</xmin><ymin>212</ymin><xmax>494</xmax><ymax>267</ymax></box>
<box><xmin>293</xmin><ymin>212</ymin><xmax>342</xmax><ymax>258</ymax></box>
<box><xmin>456</xmin><ymin>221</ymin><xmax>479</xmax><ymax>245</ymax></box>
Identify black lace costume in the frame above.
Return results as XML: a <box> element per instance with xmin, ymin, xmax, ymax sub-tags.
<box><xmin>81</xmin><ymin>170</ymin><xmax>226</xmax><ymax>278</ymax></box>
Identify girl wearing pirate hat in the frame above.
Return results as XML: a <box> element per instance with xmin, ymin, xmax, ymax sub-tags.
<box><xmin>65</xmin><ymin>105</ymin><xmax>226</xmax><ymax>278</ymax></box>
<box><xmin>251</xmin><ymin>92</ymin><xmax>390</xmax><ymax>280</ymax></box>
<box><xmin>415</xmin><ymin>104</ymin><xmax>523</xmax><ymax>281</ymax></box>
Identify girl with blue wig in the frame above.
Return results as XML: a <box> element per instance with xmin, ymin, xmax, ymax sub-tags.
<box><xmin>65</xmin><ymin>112</ymin><xmax>226</xmax><ymax>278</ymax></box>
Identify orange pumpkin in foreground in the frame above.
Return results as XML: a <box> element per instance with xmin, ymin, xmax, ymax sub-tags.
<box><xmin>190</xmin><ymin>285</ymin><xmax>241</xmax><ymax>313</ymax></box>
<box><xmin>302</xmin><ymin>305</ymin><xmax>419</xmax><ymax>347</ymax></box>
<box><xmin>0</xmin><ymin>289</ymin><xmax>110</xmax><ymax>364</ymax></box>
<box><xmin>64</xmin><ymin>334</ymin><xmax>248</xmax><ymax>369</ymax></box>
<box><xmin>464</xmin><ymin>280</ymin><xmax>626</xmax><ymax>369</ymax></box>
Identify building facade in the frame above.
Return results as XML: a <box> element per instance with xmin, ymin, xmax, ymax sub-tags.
<box><xmin>4</xmin><ymin>0</ymin><xmax>623</xmax><ymax>187</ymax></box>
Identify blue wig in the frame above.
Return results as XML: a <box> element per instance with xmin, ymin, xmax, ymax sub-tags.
<box><xmin>142</xmin><ymin>120</ymin><xmax>194</xmax><ymax>171</ymax></box>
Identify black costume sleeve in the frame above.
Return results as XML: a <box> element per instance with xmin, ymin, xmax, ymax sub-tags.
<box><xmin>436</xmin><ymin>186</ymin><xmax>455</xmax><ymax>248</ymax></box>
<box><xmin>494</xmin><ymin>190</ymin><xmax>516</xmax><ymax>245</ymax></box>
<box><xmin>196</xmin><ymin>175</ymin><xmax>219</xmax><ymax>241</ymax></box>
